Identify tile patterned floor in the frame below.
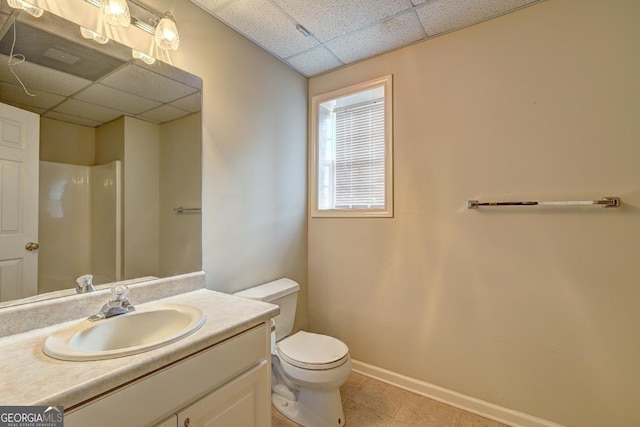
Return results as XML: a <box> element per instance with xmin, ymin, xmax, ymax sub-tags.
<box><xmin>272</xmin><ymin>372</ymin><xmax>510</xmax><ymax>427</ymax></box>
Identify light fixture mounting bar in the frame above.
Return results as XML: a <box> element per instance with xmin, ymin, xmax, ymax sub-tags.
<box><xmin>82</xmin><ymin>0</ymin><xmax>164</xmax><ymax>35</ymax></box>
<box><xmin>128</xmin><ymin>0</ymin><xmax>163</xmax><ymax>35</ymax></box>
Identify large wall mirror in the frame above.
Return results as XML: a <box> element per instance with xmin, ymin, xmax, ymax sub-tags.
<box><xmin>0</xmin><ymin>5</ymin><xmax>202</xmax><ymax>308</ymax></box>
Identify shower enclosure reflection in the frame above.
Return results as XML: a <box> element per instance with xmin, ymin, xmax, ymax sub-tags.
<box><xmin>32</xmin><ymin>113</ymin><xmax>203</xmax><ymax>302</ymax></box>
<box><xmin>39</xmin><ymin>160</ymin><xmax>121</xmax><ymax>294</ymax></box>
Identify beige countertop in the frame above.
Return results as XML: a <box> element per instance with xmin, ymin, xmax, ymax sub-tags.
<box><xmin>0</xmin><ymin>288</ymin><xmax>278</xmax><ymax>409</ymax></box>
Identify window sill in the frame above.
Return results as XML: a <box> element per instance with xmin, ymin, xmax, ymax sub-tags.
<box><xmin>310</xmin><ymin>208</ymin><xmax>393</xmax><ymax>218</ymax></box>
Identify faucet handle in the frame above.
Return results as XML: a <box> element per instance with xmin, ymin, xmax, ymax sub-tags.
<box><xmin>88</xmin><ymin>284</ymin><xmax>135</xmax><ymax>321</ymax></box>
<box><xmin>75</xmin><ymin>274</ymin><xmax>96</xmax><ymax>294</ymax></box>
<box><xmin>111</xmin><ymin>284</ymin><xmax>130</xmax><ymax>302</ymax></box>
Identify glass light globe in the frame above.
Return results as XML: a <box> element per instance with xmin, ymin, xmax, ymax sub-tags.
<box><xmin>102</xmin><ymin>0</ymin><xmax>131</xmax><ymax>28</ymax></box>
<box><xmin>155</xmin><ymin>12</ymin><xmax>180</xmax><ymax>51</ymax></box>
<box><xmin>132</xmin><ymin>49</ymin><xmax>156</xmax><ymax>65</ymax></box>
<box><xmin>7</xmin><ymin>0</ymin><xmax>44</xmax><ymax>18</ymax></box>
<box><xmin>80</xmin><ymin>27</ymin><xmax>109</xmax><ymax>44</ymax></box>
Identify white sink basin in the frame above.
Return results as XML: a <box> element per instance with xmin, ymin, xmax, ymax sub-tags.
<box><xmin>43</xmin><ymin>303</ymin><xmax>206</xmax><ymax>361</ymax></box>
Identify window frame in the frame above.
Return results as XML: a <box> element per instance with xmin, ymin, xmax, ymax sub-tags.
<box><xmin>310</xmin><ymin>75</ymin><xmax>393</xmax><ymax>218</ymax></box>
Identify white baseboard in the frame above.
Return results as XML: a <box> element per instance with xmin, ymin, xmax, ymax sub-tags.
<box><xmin>351</xmin><ymin>359</ymin><xmax>564</xmax><ymax>427</ymax></box>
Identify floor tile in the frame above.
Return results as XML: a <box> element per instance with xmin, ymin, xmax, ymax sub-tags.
<box><xmin>394</xmin><ymin>393</ymin><xmax>459</xmax><ymax>427</ymax></box>
<box><xmin>341</xmin><ymin>372</ymin><xmax>367</xmax><ymax>402</ymax></box>
<box><xmin>390</xmin><ymin>420</ymin><xmax>415</xmax><ymax>427</ymax></box>
<box><xmin>272</xmin><ymin>405</ymin><xmax>301</xmax><ymax>426</ymax></box>
<box><xmin>344</xmin><ymin>399</ymin><xmax>395</xmax><ymax>426</ymax></box>
<box><xmin>349</xmin><ymin>377</ymin><xmax>411</xmax><ymax>417</ymax></box>
<box><xmin>271</xmin><ymin>373</ymin><xmax>513</xmax><ymax>427</ymax></box>
<box><xmin>455</xmin><ymin>411</ymin><xmax>510</xmax><ymax>427</ymax></box>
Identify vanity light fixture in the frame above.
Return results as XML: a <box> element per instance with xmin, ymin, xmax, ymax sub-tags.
<box><xmin>82</xmin><ymin>0</ymin><xmax>181</xmax><ymax>52</ymax></box>
<box><xmin>7</xmin><ymin>0</ymin><xmax>44</xmax><ymax>18</ymax></box>
<box><xmin>132</xmin><ymin>49</ymin><xmax>155</xmax><ymax>64</ymax></box>
<box><xmin>102</xmin><ymin>0</ymin><xmax>131</xmax><ymax>28</ymax></box>
<box><xmin>80</xmin><ymin>27</ymin><xmax>109</xmax><ymax>44</ymax></box>
<box><xmin>154</xmin><ymin>12</ymin><xmax>179</xmax><ymax>50</ymax></box>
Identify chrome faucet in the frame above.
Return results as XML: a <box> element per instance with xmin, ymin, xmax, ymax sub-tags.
<box><xmin>89</xmin><ymin>284</ymin><xmax>135</xmax><ymax>321</ymax></box>
<box><xmin>76</xmin><ymin>274</ymin><xmax>96</xmax><ymax>294</ymax></box>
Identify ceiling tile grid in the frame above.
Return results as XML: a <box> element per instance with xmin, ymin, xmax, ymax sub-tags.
<box><xmin>416</xmin><ymin>0</ymin><xmax>540</xmax><ymax>37</ymax></box>
<box><xmin>0</xmin><ymin>81</ymin><xmax>64</xmax><ymax>109</ymax></box>
<box><xmin>43</xmin><ymin>110</ymin><xmax>102</xmax><ymax>127</ymax></box>
<box><xmin>100</xmin><ymin>64</ymin><xmax>199</xmax><ymax>103</ymax></box>
<box><xmin>325</xmin><ymin>11</ymin><xmax>425</xmax><ymax>64</ymax></box>
<box><xmin>136</xmin><ymin>104</ymin><xmax>192</xmax><ymax>124</ymax></box>
<box><xmin>171</xmin><ymin>92</ymin><xmax>204</xmax><ymax>113</ymax></box>
<box><xmin>285</xmin><ymin>45</ymin><xmax>342</xmax><ymax>77</ymax></box>
<box><xmin>191</xmin><ymin>0</ymin><xmax>544</xmax><ymax>77</ymax></box>
<box><xmin>74</xmin><ymin>84</ymin><xmax>162</xmax><ymax>115</ymax></box>
<box><xmin>271</xmin><ymin>0</ymin><xmax>414</xmax><ymax>43</ymax></box>
<box><xmin>212</xmin><ymin>0</ymin><xmax>319</xmax><ymax>58</ymax></box>
<box><xmin>0</xmin><ymin>54</ymin><xmax>92</xmax><ymax>96</ymax></box>
<box><xmin>53</xmin><ymin>98</ymin><xmax>123</xmax><ymax>123</ymax></box>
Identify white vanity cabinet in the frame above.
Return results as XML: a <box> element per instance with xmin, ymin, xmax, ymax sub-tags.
<box><xmin>64</xmin><ymin>323</ymin><xmax>271</xmax><ymax>427</ymax></box>
<box><xmin>175</xmin><ymin>362</ymin><xmax>268</xmax><ymax>427</ymax></box>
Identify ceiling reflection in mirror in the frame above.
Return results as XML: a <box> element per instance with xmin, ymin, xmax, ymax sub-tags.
<box><xmin>0</xmin><ymin>6</ymin><xmax>202</xmax><ymax>308</ymax></box>
<box><xmin>0</xmin><ymin>8</ymin><xmax>201</xmax><ymax>127</ymax></box>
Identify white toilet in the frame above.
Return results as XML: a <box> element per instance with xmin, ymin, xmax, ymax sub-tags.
<box><xmin>234</xmin><ymin>278</ymin><xmax>351</xmax><ymax>427</ymax></box>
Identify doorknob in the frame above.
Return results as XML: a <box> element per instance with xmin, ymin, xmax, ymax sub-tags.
<box><xmin>25</xmin><ymin>242</ymin><xmax>39</xmax><ymax>251</ymax></box>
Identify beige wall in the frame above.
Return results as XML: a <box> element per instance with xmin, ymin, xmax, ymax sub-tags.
<box><xmin>40</xmin><ymin>118</ymin><xmax>94</xmax><ymax>165</ymax></box>
<box><xmin>123</xmin><ymin>117</ymin><xmax>160</xmax><ymax>278</ymax></box>
<box><xmin>159</xmin><ymin>113</ymin><xmax>202</xmax><ymax>277</ymax></box>
<box><xmin>308</xmin><ymin>1</ymin><xmax>640</xmax><ymax>426</ymax></box>
<box><xmin>95</xmin><ymin>118</ymin><xmax>124</xmax><ymax>165</ymax></box>
<box><xmin>145</xmin><ymin>0</ymin><xmax>309</xmax><ymax>330</ymax></box>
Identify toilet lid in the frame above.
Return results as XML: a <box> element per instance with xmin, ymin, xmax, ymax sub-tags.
<box><xmin>277</xmin><ymin>331</ymin><xmax>349</xmax><ymax>370</ymax></box>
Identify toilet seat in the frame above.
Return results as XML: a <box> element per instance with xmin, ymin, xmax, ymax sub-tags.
<box><xmin>277</xmin><ymin>331</ymin><xmax>349</xmax><ymax>370</ymax></box>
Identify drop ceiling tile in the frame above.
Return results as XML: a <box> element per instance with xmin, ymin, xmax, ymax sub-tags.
<box><xmin>273</xmin><ymin>0</ymin><xmax>413</xmax><ymax>43</ymax></box>
<box><xmin>0</xmin><ymin>82</ymin><xmax>65</xmax><ymax>109</ymax></box>
<box><xmin>286</xmin><ymin>46</ymin><xmax>343</xmax><ymax>77</ymax></box>
<box><xmin>0</xmin><ymin>54</ymin><xmax>92</xmax><ymax>96</ymax></box>
<box><xmin>100</xmin><ymin>64</ymin><xmax>198</xmax><ymax>103</ymax></box>
<box><xmin>190</xmin><ymin>0</ymin><xmax>238</xmax><ymax>14</ymax></box>
<box><xmin>53</xmin><ymin>99</ymin><xmax>123</xmax><ymax>123</ymax></box>
<box><xmin>42</xmin><ymin>111</ymin><xmax>102</xmax><ymax>127</ymax></box>
<box><xmin>137</xmin><ymin>104</ymin><xmax>190</xmax><ymax>124</ymax></box>
<box><xmin>2</xmin><ymin>101</ymin><xmax>47</xmax><ymax>116</ymax></box>
<box><xmin>213</xmin><ymin>0</ymin><xmax>319</xmax><ymax>58</ymax></box>
<box><xmin>416</xmin><ymin>0</ymin><xmax>539</xmax><ymax>37</ymax></box>
<box><xmin>136</xmin><ymin>60</ymin><xmax>203</xmax><ymax>91</ymax></box>
<box><xmin>170</xmin><ymin>93</ymin><xmax>202</xmax><ymax>113</ymax></box>
<box><xmin>326</xmin><ymin>12</ymin><xmax>425</xmax><ymax>64</ymax></box>
<box><xmin>74</xmin><ymin>84</ymin><xmax>161</xmax><ymax>115</ymax></box>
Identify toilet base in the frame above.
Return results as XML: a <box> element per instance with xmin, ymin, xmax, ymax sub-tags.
<box><xmin>272</xmin><ymin>387</ymin><xmax>345</xmax><ymax>427</ymax></box>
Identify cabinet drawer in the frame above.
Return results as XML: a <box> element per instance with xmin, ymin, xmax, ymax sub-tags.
<box><xmin>65</xmin><ymin>324</ymin><xmax>268</xmax><ymax>427</ymax></box>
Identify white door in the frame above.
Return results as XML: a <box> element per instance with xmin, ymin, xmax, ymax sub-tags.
<box><xmin>0</xmin><ymin>102</ymin><xmax>39</xmax><ymax>302</ymax></box>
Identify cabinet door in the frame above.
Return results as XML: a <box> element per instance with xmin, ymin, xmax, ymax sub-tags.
<box><xmin>177</xmin><ymin>361</ymin><xmax>269</xmax><ymax>427</ymax></box>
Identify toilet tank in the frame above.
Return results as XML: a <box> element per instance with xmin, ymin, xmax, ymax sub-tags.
<box><xmin>233</xmin><ymin>278</ymin><xmax>299</xmax><ymax>342</ymax></box>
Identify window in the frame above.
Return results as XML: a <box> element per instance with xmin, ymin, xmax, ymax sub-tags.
<box><xmin>310</xmin><ymin>75</ymin><xmax>393</xmax><ymax>217</ymax></box>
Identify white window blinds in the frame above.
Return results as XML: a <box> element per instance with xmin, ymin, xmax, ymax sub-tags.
<box><xmin>312</xmin><ymin>75</ymin><xmax>392</xmax><ymax>217</ymax></box>
<box><xmin>334</xmin><ymin>99</ymin><xmax>385</xmax><ymax>209</ymax></box>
